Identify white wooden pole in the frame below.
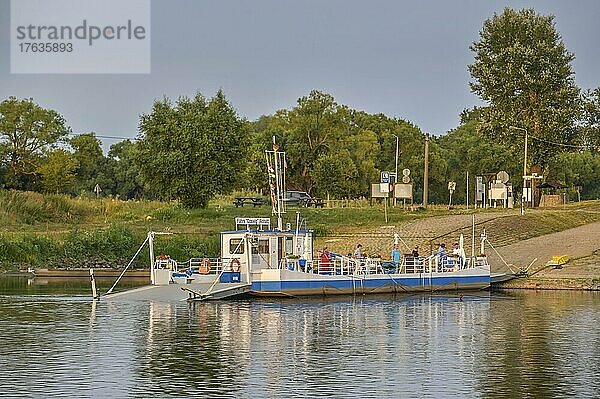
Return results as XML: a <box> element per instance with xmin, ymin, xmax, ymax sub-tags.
<box><xmin>466</xmin><ymin>171</ymin><xmax>469</xmax><ymax>209</ymax></box>
<box><xmin>90</xmin><ymin>269</ymin><xmax>98</xmax><ymax>300</ymax></box>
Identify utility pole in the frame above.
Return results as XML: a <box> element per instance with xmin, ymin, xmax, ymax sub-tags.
<box><xmin>394</xmin><ymin>135</ymin><xmax>399</xmax><ymax>206</ymax></box>
<box><xmin>510</xmin><ymin>126</ymin><xmax>528</xmax><ymax>215</ymax></box>
<box><xmin>466</xmin><ymin>171</ymin><xmax>469</xmax><ymax>210</ymax></box>
<box><xmin>423</xmin><ymin>133</ymin><xmax>429</xmax><ymax>208</ymax></box>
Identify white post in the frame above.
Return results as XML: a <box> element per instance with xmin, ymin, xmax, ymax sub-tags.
<box><xmin>149</xmin><ymin>232</ymin><xmax>156</xmax><ymax>285</ymax></box>
<box><xmin>511</xmin><ymin>126</ymin><xmax>528</xmax><ymax>215</ymax></box>
<box><xmin>384</xmin><ymin>195</ymin><xmax>388</xmax><ymax>223</ymax></box>
<box><xmin>89</xmin><ymin>269</ymin><xmax>98</xmax><ymax>300</ymax></box>
<box><xmin>471</xmin><ymin>215</ymin><xmax>475</xmax><ymax>258</ymax></box>
<box><xmin>466</xmin><ymin>171</ymin><xmax>469</xmax><ymax>210</ymax></box>
<box><xmin>245</xmin><ymin>234</ymin><xmax>252</xmax><ymax>283</ymax></box>
<box><xmin>480</xmin><ymin>229</ymin><xmax>486</xmax><ymax>256</ymax></box>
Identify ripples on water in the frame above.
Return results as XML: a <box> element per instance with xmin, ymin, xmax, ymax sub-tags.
<box><xmin>0</xmin><ymin>283</ymin><xmax>599</xmax><ymax>398</ymax></box>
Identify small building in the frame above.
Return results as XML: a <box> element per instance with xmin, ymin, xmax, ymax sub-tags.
<box><xmin>538</xmin><ymin>181</ymin><xmax>568</xmax><ymax>207</ymax></box>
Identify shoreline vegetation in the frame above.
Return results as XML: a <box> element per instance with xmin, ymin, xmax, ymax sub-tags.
<box><xmin>1</xmin><ymin>190</ymin><xmax>599</xmax><ymax>291</ymax></box>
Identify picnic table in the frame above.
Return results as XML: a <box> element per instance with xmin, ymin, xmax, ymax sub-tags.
<box><xmin>300</xmin><ymin>197</ymin><xmax>326</xmax><ymax>208</ymax></box>
<box><xmin>234</xmin><ymin>197</ymin><xmax>265</xmax><ymax>208</ymax></box>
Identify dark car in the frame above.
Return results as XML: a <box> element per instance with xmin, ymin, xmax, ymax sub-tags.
<box><xmin>283</xmin><ymin>191</ymin><xmax>312</xmax><ymax>206</ymax></box>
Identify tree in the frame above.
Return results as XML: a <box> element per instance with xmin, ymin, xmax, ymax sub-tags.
<box><xmin>106</xmin><ymin>140</ymin><xmax>145</xmax><ymax>199</ymax></box>
<box><xmin>439</xmin><ymin>114</ymin><xmax>521</xmax><ymax>203</ymax></box>
<box><xmin>249</xmin><ymin>91</ymin><xmax>437</xmax><ymax>199</ymax></box>
<box><xmin>579</xmin><ymin>88</ymin><xmax>600</xmax><ymax>151</ymax></box>
<box><xmin>37</xmin><ymin>149</ymin><xmax>78</xmax><ymax>194</ymax></box>
<box><xmin>311</xmin><ymin>151</ymin><xmax>359</xmax><ymax>198</ymax></box>
<box><xmin>469</xmin><ymin>8</ymin><xmax>580</xmax><ymax>170</ymax></box>
<box><xmin>276</xmin><ymin>90</ymin><xmax>347</xmax><ymax>192</ymax></box>
<box><xmin>0</xmin><ymin>97</ymin><xmax>70</xmax><ymax>190</ymax></box>
<box><xmin>70</xmin><ymin>133</ymin><xmax>106</xmax><ymax>193</ymax></box>
<box><xmin>136</xmin><ymin>90</ymin><xmax>248</xmax><ymax>208</ymax></box>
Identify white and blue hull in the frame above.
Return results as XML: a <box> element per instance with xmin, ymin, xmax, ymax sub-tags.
<box><xmin>249</xmin><ymin>266</ymin><xmax>490</xmax><ymax>296</ymax></box>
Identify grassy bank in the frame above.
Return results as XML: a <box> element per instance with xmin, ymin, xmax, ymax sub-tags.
<box><xmin>1</xmin><ymin>189</ymin><xmax>599</xmax><ymax>272</ymax></box>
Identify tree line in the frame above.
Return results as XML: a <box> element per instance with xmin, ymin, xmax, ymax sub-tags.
<box><xmin>0</xmin><ymin>8</ymin><xmax>599</xmax><ymax>207</ymax></box>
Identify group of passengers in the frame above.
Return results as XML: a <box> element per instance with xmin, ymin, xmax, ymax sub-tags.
<box><xmin>436</xmin><ymin>242</ymin><xmax>465</xmax><ymax>269</ymax></box>
<box><xmin>317</xmin><ymin>240</ymin><xmax>465</xmax><ymax>275</ymax></box>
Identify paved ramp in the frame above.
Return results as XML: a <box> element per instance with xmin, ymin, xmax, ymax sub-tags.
<box><xmin>489</xmin><ymin>220</ymin><xmax>600</xmax><ymax>274</ymax></box>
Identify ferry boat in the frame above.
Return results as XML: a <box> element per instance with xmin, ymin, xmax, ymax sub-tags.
<box><xmin>104</xmin><ymin>143</ymin><xmax>491</xmax><ymax>301</ymax></box>
<box><xmin>147</xmin><ymin>217</ymin><xmax>490</xmax><ymax>299</ymax></box>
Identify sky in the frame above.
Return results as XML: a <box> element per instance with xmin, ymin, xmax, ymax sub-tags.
<box><xmin>1</xmin><ymin>0</ymin><xmax>599</xmax><ymax>150</ymax></box>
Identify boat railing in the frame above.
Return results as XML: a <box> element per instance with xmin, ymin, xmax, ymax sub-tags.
<box><xmin>403</xmin><ymin>256</ymin><xmax>426</xmax><ymax>273</ymax></box>
<box><xmin>428</xmin><ymin>254</ymin><xmax>489</xmax><ymax>273</ymax></box>
<box><xmin>282</xmin><ymin>252</ymin><xmax>488</xmax><ymax>276</ymax></box>
<box><xmin>155</xmin><ymin>257</ymin><xmax>243</xmax><ymax>275</ymax></box>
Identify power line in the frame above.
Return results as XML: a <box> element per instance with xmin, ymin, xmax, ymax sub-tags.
<box><xmin>66</xmin><ymin>133</ymin><xmax>137</xmax><ymax>141</ymax></box>
<box><xmin>529</xmin><ymin>135</ymin><xmax>599</xmax><ymax>150</ymax></box>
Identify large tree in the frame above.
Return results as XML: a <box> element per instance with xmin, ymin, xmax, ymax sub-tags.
<box><xmin>37</xmin><ymin>149</ymin><xmax>78</xmax><ymax>194</ymax></box>
<box><xmin>136</xmin><ymin>90</ymin><xmax>248</xmax><ymax>208</ymax></box>
<box><xmin>0</xmin><ymin>97</ymin><xmax>70</xmax><ymax>190</ymax></box>
<box><xmin>579</xmin><ymin>87</ymin><xmax>600</xmax><ymax>151</ymax></box>
<box><xmin>277</xmin><ymin>90</ymin><xmax>347</xmax><ymax>192</ymax></box>
<box><xmin>106</xmin><ymin>139</ymin><xmax>145</xmax><ymax>199</ymax></box>
<box><xmin>70</xmin><ymin>133</ymin><xmax>107</xmax><ymax>193</ymax></box>
<box><xmin>469</xmin><ymin>8</ymin><xmax>580</xmax><ymax>170</ymax></box>
<box><xmin>247</xmin><ymin>91</ymin><xmax>440</xmax><ymax>200</ymax></box>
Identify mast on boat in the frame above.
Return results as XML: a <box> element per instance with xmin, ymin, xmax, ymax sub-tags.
<box><xmin>265</xmin><ymin>137</ymin><xmax>286</xmax><ymax>230</ymax></box>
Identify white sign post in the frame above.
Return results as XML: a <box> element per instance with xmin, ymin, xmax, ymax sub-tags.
<box><xmin>381</xmin><ymin>171</ymin><xmax>390</xmax><ymax>223</ymax></box>
<box><xmin>448</xmin><ymin>181</ymin><xmax>456</xmax><ymax>208</ymax></box>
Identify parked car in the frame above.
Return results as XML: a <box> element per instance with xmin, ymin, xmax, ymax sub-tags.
<box><xmin>283</xmin><ymin>191</ymin><xmax>312</xmax><ymax>206</ymax></box>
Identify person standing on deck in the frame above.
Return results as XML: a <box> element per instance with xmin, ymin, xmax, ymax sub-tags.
<box><xmin>354</xmin><ymin>244</ymin><xmax>364</xmax><ymax>259</ymax></box>
<box><xmin>320</xmin><ymin>246</ymin><xmax>332</xmax><ymax>274</ymax></box>
<box><xmin>437</xmin><ymin>243</ymin><xmax>446</xmax><ymax>269</ymax></box>
<box><xmin>392</xmin><ymin>244</ymin><xmax>402</xmax><ymax>272</ymax></box>
<box><xmin>452</xmin><ymin>242</ymin><xmax>463</xmax><ymax>269</ymax></box>
<box><xmin>412</xmin><ymin>246</ymin><xmax>419</xmax><ymax>258</ymax></box>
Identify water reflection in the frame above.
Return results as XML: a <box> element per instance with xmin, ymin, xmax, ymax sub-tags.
<box><xmin>0</xmin><ymin>278</ymin><xmax>599</xmax><ymax>398</ymax></box>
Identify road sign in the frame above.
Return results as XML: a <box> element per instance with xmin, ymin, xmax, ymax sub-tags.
<box><xmin>401</xmin><ymin>175</ymin><xmax>410</xmax><ymax>184</ymax></box>
<box><xmin>381</xmin><ymin>171</ymin><xmax>390</xmax><ymax>183</ymax></box>
<box><xmin>448</xmin><ymin>181</ymin><xmax>456</xmax><ymax>192</ymax></box>
<box><xmin>371</xmin><ymin>183</ymin><xmax>390</xmax><ymax>198</ymax></box>
<box><xmin>394</xmin><ymin>183</ymin><xmax>413</xmax><ymax>199</ymax></box>
<box><xmin>497</xmin><ymin>170</ymin><xmax>509</xmax><ymax>183</ymax></box>
<box><xmin>402</xmin><ymin>168</ymin><xmax>410</xmax><ymax>176</ymax></box>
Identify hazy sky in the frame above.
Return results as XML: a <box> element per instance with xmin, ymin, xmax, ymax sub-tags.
<box><xmin>1</xmin><ymin>0</ymin><xmax>599</xmax><ymax>149</ymax></box>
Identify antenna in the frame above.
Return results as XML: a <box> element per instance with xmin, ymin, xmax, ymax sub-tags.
<box><xmin>265</xmin><ymin>137</ymin><xmax>286</xmax><ymax>230</ymax></box>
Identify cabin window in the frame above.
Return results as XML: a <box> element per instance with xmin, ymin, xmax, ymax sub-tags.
<box><xmin>252</xmin><ymin>239</ymin><xmax>269</xmax><ymax>254</ymax></box>
<box><xmin>285</xmin><ymin>236</ymin><xmax>293</xmax><ymax>255</ymax></box>
<box><xmin>229</xmin><ymin>238</ymin><xmax>244</xmax><ymax>254</ymax></box>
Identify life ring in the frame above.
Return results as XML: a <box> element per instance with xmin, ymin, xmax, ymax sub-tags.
<box><xmin>199</xmin><ymin>258</ymin><xmax>211</xmax><ymax>274</ymax></box>
<box><xmin>229</xmin><ymin>258</ymin><xmax>241</xmax><ymax>272</ymax></box>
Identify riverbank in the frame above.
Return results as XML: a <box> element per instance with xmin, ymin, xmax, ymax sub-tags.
<box><xmin>1</xmin><ymin>191</ymin><xmax>599</xmax><ymax>291</ymax></box>
<box><xmin>498</xmin><ymin>277</ymin><xmax>600</xmax><ymax>291</ymax></box>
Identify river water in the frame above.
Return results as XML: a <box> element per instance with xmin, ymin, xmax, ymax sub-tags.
<box><xmin>0</xmin><ymin>276</ymin><xmax>598</xmax><ymax>398</ymax></box>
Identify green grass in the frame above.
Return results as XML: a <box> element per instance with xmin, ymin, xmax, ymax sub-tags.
<box><xmin>0</xmin><ymin>189</ymin><xmax>599</xmax><ymax>271</ymax></box>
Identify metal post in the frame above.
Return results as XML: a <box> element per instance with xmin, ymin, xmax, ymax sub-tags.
<box><xmin>471</xmin><ymin>215</ymin><xmax>475</xmax><ymax>258</ymax></box>
<box><xmin>511</xmin><ymin>126</ymin><xmax>528</xmax><ymax>215</ymax></box>
<box><xmin>524</xmin><ymin>130</ymin><xmax>529</xmax><ymax>209</ymax></box>
<box><xmin>466</xmin><ymin>171</ymin><xmax>469</xmax><ymax>210</ymax></box>
<box><xmin>384</xmin><ymin>195</ymin><xmax>388</xmax><ymax>223</ymax></box>
<box><xmin>149</xmin><ymin>232</ymin><xmax>155</xmax><ymax>285</ymax></box>
<box><xmin>90</xmin><ymin>269</ymin><xmax>98</xmax><ymax>300</ymax></box>
<box><xmin>394</xmin><ymin>135</ymin><xmax>399</xmax><ymax>206</ymax></box>
<box><xmin>423</xmin><ymin>133</ymin><xmax>429</xmax><ymax>208</ymax></box>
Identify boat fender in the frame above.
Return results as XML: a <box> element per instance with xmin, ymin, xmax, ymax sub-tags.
<box><xmin>199</xmin><ymin>258</ymin><xmax>211</xmax><ymax>274</ymax></box>
<box><xmin>229</xmin><ymin>258</ymin><xmax>241</xmax><ymax>272</ymax></box>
